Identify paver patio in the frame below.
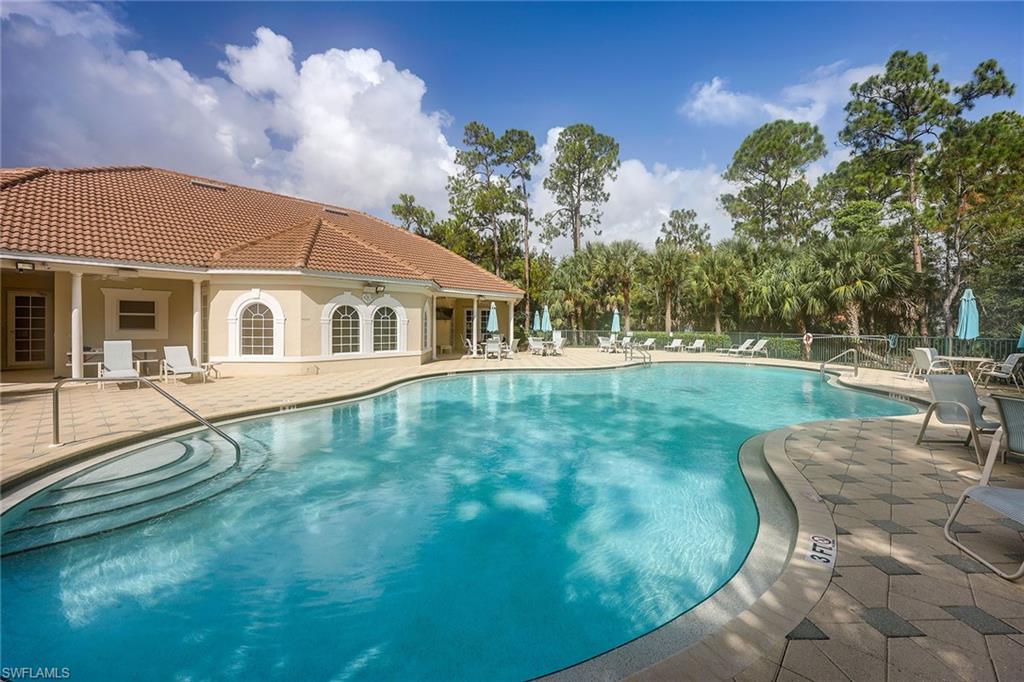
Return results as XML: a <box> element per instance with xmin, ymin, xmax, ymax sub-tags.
<box><xmin>1</xmin><ymin>348</ymin><xmax>1021</xmax><ymax>681</ymax></box>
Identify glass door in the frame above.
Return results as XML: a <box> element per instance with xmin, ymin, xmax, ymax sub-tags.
<box><xmin>7</xmin><ymin>291</ymin><xmax>50</xmax><ymax>367</ymax></box>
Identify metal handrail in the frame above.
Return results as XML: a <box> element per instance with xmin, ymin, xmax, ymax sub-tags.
<box><xmin>820</xmin><ymin>348</ymin><xmax>859</xmax><ymax>380</ymax></box>
<box><xmin>625</xmin><ymin>344</ymin><xmax>652</xmax><ymax>367</ymax></box>
<box><xmin>52</xmin><ymin>377</ymin><xmax>241</xmax><ymax>465</ymax></box>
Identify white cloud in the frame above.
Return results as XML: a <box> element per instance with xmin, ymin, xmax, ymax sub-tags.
<box><xmin>680</xmin><ymin>62</ymin><xmax>882</xmax><ymax>126</ymax></box>
<box><xmin>532</xmin><ymin>128</ymin><xmax>735</xmax><ymax>256</ymax></box>
<box><xmin>1</xmin><ymin>5</ymin><xmax>455</xmax><ymax>216</ymax></box>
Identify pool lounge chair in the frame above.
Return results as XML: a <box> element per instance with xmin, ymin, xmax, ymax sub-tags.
<box><xmin>639</xmin><ymin>338</ymin><xmax>656</xmax><ymax>352</ymax></box>
<box><xmin>664</xmin><ymin>338</ymin><xmax>683</xmax><ymax>352</ymax></box>
<box><xmin>161</xmin><ymin>346</ymin><xmax>207</xmax><ymax>384</ymax></box>
<box><xmin>917</xmin><ymin>374</ymin><xmax>1001</xmax><ymax>466</ymax></box>
<box><xmin>907</xmin><ymin>347</ymin><xmax>954</xmax><ymax>379</ymax></box>
<box><xmin>717</xmin><ymin>339</ymin><xmax>753</xmax><ymax>355</ymax></box>
<box><xmin>739</xmin><ymin>339</ymin><xmax>769</xmax><ymax>357</ymax></box>
<box><xmin>683</xmin><ymin>339</ymin><xmax>705</xmax><ymax>353</ymax></box>
<box><xmin>98</xmin><ymin>340</ymin><xmax>141</xmax><ymax>389</ymax></box>
<box><xmin>977</xmin><ymin>354</ymin><xmax>1023</xmax><ymax>392</ymax></box>
<box><xmin>944</xmin><ymin>394</ymin><xmax>1024</xmax><ymax>580</ymax></box>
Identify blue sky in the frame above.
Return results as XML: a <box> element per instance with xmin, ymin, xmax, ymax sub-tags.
<box><xmin>2</xmin><ymin>2</ymin><xmax>1022</xmax><ymax>249</ymax></box>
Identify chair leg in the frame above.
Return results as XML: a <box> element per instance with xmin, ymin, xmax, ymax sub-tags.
<box><xmin>945</xmin><ymin>497</ymin><xmax>1024</xmax><ymax>580</ymax></box>
<box><xmin>916</xmin><ymin>405</ymin><xmax>936</xmax><ymax>445</ymax></box>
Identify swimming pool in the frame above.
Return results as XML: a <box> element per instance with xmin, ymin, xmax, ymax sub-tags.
<box><xmin>1</xmin><ymin>365</ymin><xmax>914</xmax><ymax>680</ymax></box>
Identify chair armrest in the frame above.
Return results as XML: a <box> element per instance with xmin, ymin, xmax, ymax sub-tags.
<box><xmin>931</xmin><ymin>400</ymin><xmax>980</xmax><ymax>429</ymax></box>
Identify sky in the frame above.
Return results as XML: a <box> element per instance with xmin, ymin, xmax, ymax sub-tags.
<box><xmin>2</xmin><ymin>2</ymin><xmax>1022</xmax><ymax>254</ymax></box>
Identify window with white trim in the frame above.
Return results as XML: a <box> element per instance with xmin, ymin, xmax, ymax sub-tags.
<box><xmin>373</xmin><ymin>306</ymin><xmax>399</xmax><ymax>352</ymax></box>
<box><xmin>118</xmin><ymin>299</ymin><xmax>157</xmax><ymax>330</ymax></box>
<box><xmin>101</xmin><ymin>288</ymin><xmax>171</xmax><ymax>340</ymax></box>
<box><xmin>240</xmin><ymin>303</ymin><xmax>275</xmax><ymax>355</ymax></box>
<box><xmin>464</xmin><ymin>308</ymin><xmax>490</xmax><ymax>340</ymax></box>
<box><xmin>331</xmin><ymin>305</ymin><xmax>361</xmax><ymax>354</ymax></box>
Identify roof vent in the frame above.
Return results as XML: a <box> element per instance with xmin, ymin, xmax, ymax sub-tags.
<box><xmin>323</xmin><ymin>206</ymin><xmax>349</xmax><ymax>216</ymax></box>
<box><xmin>190</xmin><ymin>179</ymin><xmax>227</xmax><ymax>192</ymax></box>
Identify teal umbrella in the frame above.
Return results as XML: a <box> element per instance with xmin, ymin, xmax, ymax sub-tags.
<box><xmin>533</xmin><ymin>310</ymin><xmax>541</xmax><ymax>332</ymax></box>
<box><xmin>955</xmin><ymin>288</ymin><xmax>979</xmax><ymax>340</ymax></box>
<box><xmin>541</xmin><ymin>305</ymin><xmax>552</xmax><ymax>333</ymax></box>
<box><xmin>1017</xmin><ymin>324</ymin><xmax>1024</xmax><ymax>350</ymax></box>
<box><xmin>610</xmin><ymin>309</ymin><xmax>621</xmax><ymax>334</ymax></box>
<box><xmin>486</xmin><ymin>301</ymin><xmax>499</xmax><ymax>334</ymax></box>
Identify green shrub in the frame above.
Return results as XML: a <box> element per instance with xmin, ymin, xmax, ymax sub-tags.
<box><xmin>765</xmin><ymin>337</ymin><xmax>801</xmax><ymax>359</ymax></box>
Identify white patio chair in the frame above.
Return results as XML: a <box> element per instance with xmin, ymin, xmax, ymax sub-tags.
<box><xmin>598</xmin><ymin>336</ymin><xmax>612</xmax><ymax>352</ymax></box>
<box><xmin>98</xmin><ymin>340</ymin><xmax>140</xmax><ymax>390</ymax></box>
<box><xmin>664</xmin><ymin>338</ymin><xmax>683</xmax><ymax>352</ymax></box>
<box><xmin>527</xmin><ymin>337</ymin><xmax>545</xmax><ymax>355</ymax></box>
<box><xmin>977</xmin><ymin>353</ymin><xmax>1023</xmax><ymax>392</ymax></box>
<box><xmin>944</xmin><ymin>394</ymin><xmax>1024</xmax><ymax>580</ymax></box>
<box><xmin>683</xmin><ymin>339</ymin><xmax>705</xmax><ymax>353</ymax></box>
<box><xmin>463</xmin><ymin>337</ymin><xmax>477</xmax><ymax>357</ymax></box>
<box><xmin>550</xmin><ymin>336</ymin><xmax>566</xmax><ymax>356</ymax></box>
<box><xmin>917</xmin><ymin>374</ymin><xmax>1001</xmax><ymax>466</ymax></box>
<box><xmin>718</xmin><ymin>339</ymin><xmax>753</xmax><ymax>355</ymax></box>
<box><xmin>907</xmin><ymin>347</ymin><xmax>953</xmax><ymax>379</ymax></box>
<box><xmin>639</xmin><ymin>338</ymin><xmax>656</xmax><ymax>351</ymax></box>
<box><xmin>740</xmin><ymin>339</ymin><xmax>769</xmax><ymax>357</ymax></box>
<box><xmin>161</xmin><ymin>346</ymin><xmax>207</xmax><ymax>384</ymax></box>
<box><xmin>484</xmin><ymin>339</ymin><xmax>503</xmax><ymax>360</ymax></box>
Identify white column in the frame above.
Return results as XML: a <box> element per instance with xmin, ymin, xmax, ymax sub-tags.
<box><xmin>507</xmin><ymin>300</ymin><xmax>514</xmax><ymax>343</ymax></box>
<box><xmin>472</xmin><ymin>297</ymin><xmax>479</xmax><ymax>356</ymax></box>
<box><xmin>192</xmin><ymin>279</ymin><xmax>203</xmax><ymax>363</ymax></box>
<box><xmin>71</xmin><ymin>272</ymin><xmax>83</xmax><ymax>378</ymax></box>
<box><xmin>431</xmin><ymin>295</ymin><xmax>437</xmax><ymax>361</ymax></box>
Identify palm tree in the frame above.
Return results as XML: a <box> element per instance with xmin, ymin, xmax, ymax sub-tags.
<box><xmin>648</xmin><ymin>241</ymin><xmax>690</xmax><ymax>332</ymax></box>
<box><xmin>691</xmin><ymin>244</ymin><xmax>746</xmax><ymax>333</ymax></box>
<box><xmin>600</xmin><ymin>240</ymin><xmax>647</xmax><ymax>333</ymax></box>
<box><xmin>745</xmin><ymin>254</ymin><xmax>826</xmax><ymax>335</ymax></box>
<box><xmin>816</xmin><ymin>233</ymin><xmax>912</xmax><ymax>336</ymax></box>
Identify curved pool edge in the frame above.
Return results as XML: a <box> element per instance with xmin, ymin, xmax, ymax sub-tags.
<box><xmin>1</xmin><ymin>360</ymin><xmax>924</xmax><ymax>680</ymax></box>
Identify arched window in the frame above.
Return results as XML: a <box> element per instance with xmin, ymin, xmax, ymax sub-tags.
<box><xmin>373</xmin><ymin>306</ymin><xmax>399</xmax><ymax>352</ymax></box>
<box><xmin>422</xmin><ymin>301</ymin><xmax>430</xmax><ymax>351</ymax></box>
<box><xmin>240</xmin><ymin>303</ymin><xmax>274</xmax><ymax>356</ymax></box>
<box><xmin>331</xmin><ymin>305</ymin><xmax>361</xmax><ymax>354</ymax></box>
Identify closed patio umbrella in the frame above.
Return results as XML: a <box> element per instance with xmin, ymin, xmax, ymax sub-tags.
<box><xmin>533</xmin><ymin>310</ymin><xmax>541</xmax><ymax>332</ymax></box>
<box><xmin>956</xmin><ymin>288</ymin><xmax>979</xmax><ymax>340</ymax></box>
<box><xmin>611</xmin><ymin>309</ymin><xmax>621</xmax><ymax>334</ymax></box>
<box><xmin>486</xmin><ymin>302</ymin><xmax>499</xmax><ymax>335</ymax></box>
<box><xmin>541</xmin><ymin>305</ymin><xmax>552</xmax><ymax>333</ymax></box>
<box><xmin>1017</xmin><ymin>324</ymin><xmax>1024</xmax><ymax>350</ymax></box>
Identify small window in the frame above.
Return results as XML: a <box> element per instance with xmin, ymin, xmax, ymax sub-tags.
<box><xmin>373</xmin><ymin>307</ymin><xmax>398</xmax><ymax>352</ymax></box>
<box><xmin>332</xmin><ymin>305</ymin><xmax>361</xmax><ymax>354</ymax></box>
<box><xmin>118</xmin><ymin>299</ymin><xmax>157</xmax><ymax>330</ymax></box>
<box><xmin>241</xmin><ymin>303</ymin><xmax>275</xmax><ymax>355</ymax></box>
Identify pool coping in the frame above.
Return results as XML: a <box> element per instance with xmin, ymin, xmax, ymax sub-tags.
<box><xmin>1</xmin><ymin>361</ymin><xmax>927</xmax><ymax>680</ymax></box>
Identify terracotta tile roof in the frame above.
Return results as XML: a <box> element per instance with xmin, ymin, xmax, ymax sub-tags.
<box><xmin>0</xmin><ymin>166</ymin><xmax>522</xmax><ymax>296</ymax></box>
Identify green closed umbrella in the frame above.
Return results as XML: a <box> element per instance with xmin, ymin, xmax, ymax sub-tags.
<box><xmin>486</xmin><ymin>302</ymin><xmax>499</xmax><ymax>335</ymax></box>
<box><xmin>955</xmin><ymin>288</ymin><xmax>979</xmax><ymax>340</ymax></box>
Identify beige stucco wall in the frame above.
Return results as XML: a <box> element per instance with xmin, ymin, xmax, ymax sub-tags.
<box><xmin>81</xmin><ymin>275</ymin><xmax>193</xmax><ymax>352</ymax></box>
<box><xmin>452</xmin><ymin>298</ymin><xmax>513</xmax><ymax>349</ymax></box>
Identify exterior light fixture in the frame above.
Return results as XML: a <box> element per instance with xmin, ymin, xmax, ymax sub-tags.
<box><xmin>15</xmin><ymin>262</ymin><xmax>35</xmax><ymax>272</ymax></box>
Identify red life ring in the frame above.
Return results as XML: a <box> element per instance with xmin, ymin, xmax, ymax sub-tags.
<box><xmin>803</xmin><ymin>333</ymin><xmax>814</xmax><ymax>345</ymax></box>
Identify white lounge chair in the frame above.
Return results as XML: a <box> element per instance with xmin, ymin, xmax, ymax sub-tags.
<box><xmin>639</xmin><ymin>338</ymin><xmax>656</xmax><ymax>352</ymax></box>
<box><xmin>484</xmin><ymin>339</ymin><xmax>503</xmax><ymax>360</ymax></box>
<box><xmin>977</xmin><ymin>353</ymin><xmax>1023</xmax><ymax>392</ymax></box>
<box><xmin>683</xmin><ymin>339</ymin><xmax>705</xmax><ymax>353</ymax></box>
<box><xmin>161</xmin><ymin>346</ymin><xmax>207</xmax><ymax>384</ymax></box>
<box><xmin>549</xmin><ymin>336</ymin><xmax>566</xmax><ymax>356</ymax></box>
<box><xmin>739</xmin><ymin>339</ymin><xmax>769</xmax><ymax>357</ymax></box>
<box><xmin>98</xmin><ymin>340</ymin><xmax>140</xmax><ymax>389</ymax></box>
<box><xmin>598</xmin><ymin>336</ymin><xmax>612</xmax><ymax>352</ymax></box>
<box><xmin>718</xmin><ymin>339</ymin><xmax>753</xmax><ymax>355</ymax></box>
<box><xmin>907</xmin><ymin>347</ymin><xmax>954</xmax><ymax>379</ymax></box>
<box><xmin>527</xmin><ymin>337</ymin><xmax>545</xmax><ymax>355</ymax></box>
<box><xmin>664</xmin><ymin>338</ymin><xmax>683</xmax><ymax>352</ymax></box>
<box><xmin>917</xmin><ymin>374</ymin><xmax>1001</xmax><ymax>465</ymax></box>
<box><xmin>944</xmin><ymin>394</ymin><xmax>1024</xmax><ymax>580</ymax></box>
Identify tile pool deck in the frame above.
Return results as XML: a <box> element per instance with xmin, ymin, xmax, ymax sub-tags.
<box><xmin>1</xmin><ymin>349</ymin><xmax>1022</xmax><ymax>680</ymax></box>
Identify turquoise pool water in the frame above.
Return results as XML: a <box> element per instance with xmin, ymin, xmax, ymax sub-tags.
<box><xmin>1</xmin><ymin>365</ymin><xmax>913</xmax><ymax>680</ymax></box>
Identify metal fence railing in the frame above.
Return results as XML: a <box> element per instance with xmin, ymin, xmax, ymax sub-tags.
<box><xmin>540</xmin><ymin>329</ymin><xmax>1020</xmax><ymax>372</ymax></box>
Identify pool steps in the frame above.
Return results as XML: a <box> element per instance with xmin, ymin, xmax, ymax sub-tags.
<box><xmin>1</xmin><ymin>435</ymin><xmax>267</xmax><ymax>556</ymax></box>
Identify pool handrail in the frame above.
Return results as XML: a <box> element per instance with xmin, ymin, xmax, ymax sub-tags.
<box><xmin>820</xmin><ymin>348</ymin><xmax>859</xmax><ymax>380</ymax></box>
<box><xmin>51</xmin><ymin>376</ymin><xmax>241</xmax><ymax>466</ymax></box>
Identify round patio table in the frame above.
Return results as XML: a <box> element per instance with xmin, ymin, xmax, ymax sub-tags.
<box><xmin>938</xmin><ymin>355</ymin><xmax>993</xmax><ymax>383</ymax></box>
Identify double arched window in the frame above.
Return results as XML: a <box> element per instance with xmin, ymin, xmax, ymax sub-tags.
<box><xmin>331</xmin><ymin>305</ymin><xmax>361</xmax><ymax>354</ymax></box>
<box><xmin>373</xmin><ymin>307</ymin><xmax>399</xmax><ymax>352</ymax></box>
<box><xmin>240</xmin><ymin>303</ymin><xmax>275</xmax><ymax>356</ymax></box>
